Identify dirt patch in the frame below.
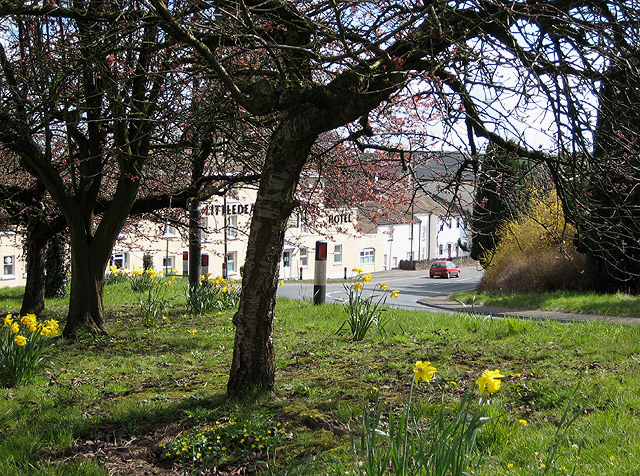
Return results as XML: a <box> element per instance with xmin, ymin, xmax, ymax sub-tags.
<box><xmin>47</xmin><ymin>421</ymin><xmax>257</xmax><ymax>475</ymax></box>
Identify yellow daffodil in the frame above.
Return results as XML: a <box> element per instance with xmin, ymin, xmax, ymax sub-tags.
<box><xmin>4</xmin><ymin>314</ymin><xmax>14</xmax><ymax>327</ymax></box>
<box><xmin>14</xmin><ymin>335</ymin><xmax>27</xmax><ymax>347</ymax></box>
<box><xmin>390</xmin><ymin>290</ymin><xmax>400</xmax><ymax>299</ymax></box>
<box><xmin>187</xmin><ymin>329</ymin><xmax>197</xmax><ymax>335</ymax></box>
<box><xmin>11</xmin><ymin>322</ymin><xmax>20</xmax><ymax>334</ymax></box>
<box><xmin>362</xmin><ymin>274</ymin><xmax>371</xmax><ymax>283</ymax></box>
<box><xmin>380</xmin><ymin>282</ymin><xmax>388</xmax><ymax>291</ymax></box>
<box><xmin>278</xmin><ymin>280</ymin><xmax>284</xmax><ymax>287</ymax></box>
<box><xmin>354</xmin><ymin>282</ymin><xmax>363</xmax><ymax>291</ymax></box>
<box><xmin>414</xmin><ymin>360</ymin><xmax>437</xmax><ymax>384</ymax></box>
<box><xmin>352</xmin><ymin>267</ymin><xmax>363</xmax><ymax>274</ymax></box>
<box><xmin>476</xmin><ymin>369</ymin><xmax>505</xmax><ymax>394</ymax></box>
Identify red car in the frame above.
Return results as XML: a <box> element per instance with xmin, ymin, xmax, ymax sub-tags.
<box><xmin>429</xmin><ymin>260</ymin><xmax>460</xmax><ymax>278</ymax></box>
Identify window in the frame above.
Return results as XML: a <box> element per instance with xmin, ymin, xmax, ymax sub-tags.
<box><xmin>439</xmin><ymin>244</ymin><xmax>444</xmax><ymax>256</ymax></box>
<box><xmin>111</xmin><ymin>252</ymin><xmax>129</xmax><ymax>269</ymax></box>
<box><xmin>200</xmin><ymin>217</ymin><xmax>209</xmax><ymax>242</ymax></box>
<box><xmin>3</xmin><ymin>256</ymin><xmax>15</xmax><ymax>279</ymax></box>
<box><xmin>333</xmin><ymin>244</ymin><xmax>342</xmax><ymax>264</ymax></box>
<box><xmin>227</xmin><ymin>252</ymin><xmax>237</xmax><ymax>273</ymax></box>
<box><xmin>456</xmin><ymin>218</ymin><xmax>460</xmax><ymax>228</ymax></box>
<box><xmin>360</xmin><ymin>248</ymin><xmax>375</xmax><ymax>265</ymax></box>
<box><xmin>288</xmin><ymin>214</ymin><xmax>299</xmax><ymax>228</ymax></box>
<box><xmin>227</xmin><ymin>215</ymin><xmax>237</xmax><ymax>239</ymax></box>
<box><xmin>163</xmin><ymin>255</ymin><xmax>175</xmax><ymax>273</ymax></box>
<box><xmin>163</xmin><ymin>223</ymin><xmax>177</xmax><ymax>238</ymax></box>
<box><xmin>301</xmin><ymin>219</ymin><xmax>308</xmax><ymax>234</ymax></box>
<box><xmin>300</xmin><ymin>247</ymin><xmax>308</xmax><ymax>267</ymax></box>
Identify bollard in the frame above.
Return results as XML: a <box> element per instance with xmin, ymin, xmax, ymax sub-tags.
<box><xmin>313</xmin><ymin>241</ymin><xmax>327</xmax><ymax>305</ymax></box>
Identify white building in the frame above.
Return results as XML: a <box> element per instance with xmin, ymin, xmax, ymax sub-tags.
<box><xmin>376</xmin><ymin>194</ymin><xmax>470</xmax><ymax>270</ymax></box>
<box><xmin>1</xmin><ymin>188</ymin><xmax>470</xmax><ymax>287</ymax></box>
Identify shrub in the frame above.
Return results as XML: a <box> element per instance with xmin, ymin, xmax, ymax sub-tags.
<box><xmin>479</xmin><ymin>190</ymin><xmax>592</xmax><ymax>294</ymax></box>
<box><xmin>0</xmin><ymin>314</ymin><xmax>59</xmax><ymax>388</ymax></box>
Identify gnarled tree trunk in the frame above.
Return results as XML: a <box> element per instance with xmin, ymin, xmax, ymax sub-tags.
<box><xmin>227</xmin><ymin>112</ymin><xmax>318</xmax><ymax>397</ymax></box>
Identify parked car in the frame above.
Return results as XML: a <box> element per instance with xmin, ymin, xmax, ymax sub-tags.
<box><xmin>429</xmin><ymin>260</ymin><xmax>460</xmax><ymax>278</ymax></box>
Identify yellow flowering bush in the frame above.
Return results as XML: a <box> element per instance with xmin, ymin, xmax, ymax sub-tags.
<box><xmin>1</xmin><ymin>314</ymin><xmax>59</xmax><ymax>388</ymax></box>
<box><xmin>338</xmin><ymin>268</ymin><xmax>399</xmax><ymax>341</ymax></box>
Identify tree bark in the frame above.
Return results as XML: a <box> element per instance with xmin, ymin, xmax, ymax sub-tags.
<box><xmin>227</xmin><ymin>112</ymin><xmax>318</xmax><ymax>397</ymax></box>
<box><xmin>20</xmin><ymin>223</ymin><xmax>47</xmax><ymax>316</ymax></box>
<box><xmin>45</xmin><ymin>233</ymin><xmax>68</xmax><ymax>299</ymax></box>
<box><xmin>188</xmin><ymin>199</ymin><xmax>202</xmax><ymax>290</ymax></box>
<box><xmin>63</xmin><ymin>229</ymin><xmax>109</xmax><ymax>337</ymax></box>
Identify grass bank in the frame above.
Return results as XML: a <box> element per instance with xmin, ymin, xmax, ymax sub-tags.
<box><xmin>1</xmin><ymin>279</ymin><xmax>640</xmax><ymax>475</ymax></box>
<box><xmin>450</xmin><ymin>290</ymin><xmax>640</xmax><ymax>317</ymax></box>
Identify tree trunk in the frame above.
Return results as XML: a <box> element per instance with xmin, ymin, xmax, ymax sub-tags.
<box><xmin>63</xmin><ymin>233</ymin><xmax>109</xmax><ymax>337</ymax></box>
<box><xmin>188</xmin><ymin>199</ymin><xmax>202</xmax><ymax>290</ymax></box>
<box><xmin>45</xmin><ymin>233</ymin><xmax>68</xmax><ymax>299</ymax></box>
<box><xmin>20</xmin><ymin>223</ymin><xmax>47</xmax><ymax>316</ymax></box>
<box><xmin>227</xmin><ymin>114</ymin><xmax>318</xmax><ymax>397</ymax></box>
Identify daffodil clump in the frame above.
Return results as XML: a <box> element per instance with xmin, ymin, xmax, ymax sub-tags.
<box><xmin>355</xmin><ymin>362</ymin><xmax>507</xmax><ymax>476</ymax></box>
<box><xmin>128</xmin><ymin>266</ymin><xmax>160</xmax><ymax>292</ymax></box>
<box><xmin>187</xmin><ymin>275</ymin><xmax>240</xmax><ymax>315</ymax></box>
<box><xmin>139</xmin><ymin>273</ymin><xmax>178</xmax><ymax>327</ymax></box>
<box><xmin>1</xmin><ymin>314</ymin><xmax>59</xmax><ymax>388</ymax></box>
<box><xmin>104</xmin><ymin>264</ymin><xmax>129</xmax><ymax>285</ymax></box>
<box><xmin>160</xmin><ymin>419</ymin><xmax>290</xmax><ymax>467</ymax></box>
<box><xmin>338</xmin><ymin>267</ymin><xmax>399</xmax><ymax>341</ymax></box>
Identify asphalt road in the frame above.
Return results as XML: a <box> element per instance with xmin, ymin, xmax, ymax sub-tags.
<box><xmin>277</xmin><ymin>266</ymin><xmax>484</xmax><ymax>311</ymax></box>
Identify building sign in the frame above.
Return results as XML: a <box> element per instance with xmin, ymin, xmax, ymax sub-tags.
<box><xmin>203</xmin><ymin>203</ymin><xmax>252</xmax><ymax>216</ymax></box>
<box><xmin>328</xmin><ymin>213</ymin><xmax>352</xmax><ymax>225</ymax></box>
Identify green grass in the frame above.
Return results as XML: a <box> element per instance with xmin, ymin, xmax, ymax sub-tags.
<box><xmin>1</xmin><ymin>281</ymin><xmax>640</xmax><ymax>475</ymax></box>
<box><xmin>451</xmin><ymin>290</ymin><xmax>640</xmax><ymax>316</ymax></box>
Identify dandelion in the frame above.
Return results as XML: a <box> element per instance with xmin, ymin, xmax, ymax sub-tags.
<box><xmin>413</xmin><ymin>360</ymin><xmax>437</xmax><ymax>384</ymax></box>
<box><xmin>518</xmin><ymin>419</ymin><xmax>528</xmax><ymax>426</ymax></box>
<box><xmin>476</xmin><ymin>369</ymin><xmax>505</xmax><ymax>394</ymax></box>
<box><xmin>610</xmin><ymin>455</ymin><xmax>615</xmax><ymax>462</ymax></box>
<box><xmin>187</xmin><ymin>329</ymin><xmax>197</xmax><ymax>335</ymax></box>
<box><xmin>507</xmin><ymin>463</ymin><xmax>514</xmax><ymax>468</ymax></box>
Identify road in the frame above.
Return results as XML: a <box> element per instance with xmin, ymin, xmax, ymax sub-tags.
<box><xmin>277</xmin><ymin>266</ymin><xmax>484</xmax><ymax>311</ymax></box>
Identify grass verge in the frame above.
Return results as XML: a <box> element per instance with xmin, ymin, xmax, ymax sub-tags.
<box><xmin>450</xmin><ymin>289</ymin><xmax>640</xmax><ymax>316</ymax></box>
<box><xmin>1</xmin><ymin>280</ymin><xmax>639</xmax><ymax>475</ymax></box>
